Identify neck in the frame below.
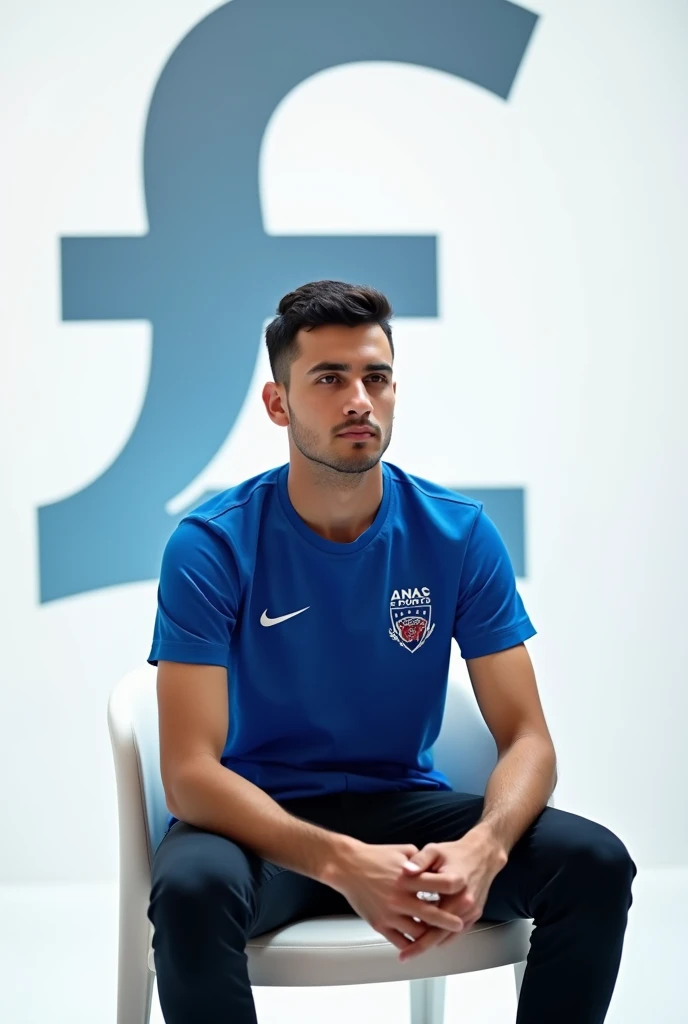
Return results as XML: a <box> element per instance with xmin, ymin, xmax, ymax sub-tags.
<box><xmin>286</xmin><ymin>456</ymin><xmax>384</xmax><ymax>544</ymax></box>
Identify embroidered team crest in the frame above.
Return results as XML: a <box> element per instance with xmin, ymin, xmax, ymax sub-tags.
<box><xmin>389</xmin><ymin>586</ymin><xmax>436</xmax><ymax>654</ymax></box>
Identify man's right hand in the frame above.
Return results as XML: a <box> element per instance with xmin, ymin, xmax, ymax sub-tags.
<box><xmin>321</xmin><ymin>839</ymin><xmax>465</xmax><ymax>953</ymax></box>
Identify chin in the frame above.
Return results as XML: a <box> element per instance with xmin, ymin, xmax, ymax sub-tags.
<box><xmin>336</xmin><ymin>452</ymin><xmax>381</xmax><ymax>473</ymax></box>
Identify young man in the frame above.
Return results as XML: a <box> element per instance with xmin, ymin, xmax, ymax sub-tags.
<box><xmin>147</xmin><ymin>280</ymin><xmax>636</xmax><ymax>1024</ymax></box>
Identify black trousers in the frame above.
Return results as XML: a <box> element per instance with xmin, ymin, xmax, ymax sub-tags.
<box><xmin>148</xmin><ymin>790</ymin><xmax>637</xmax><ymax>1024</ymax></box>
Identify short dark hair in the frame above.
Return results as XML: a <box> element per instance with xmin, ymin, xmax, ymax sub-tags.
<box><xmin>265</xmin><ymin>280</ymin><xmax>394</xmax><ymax>386</ymax></box>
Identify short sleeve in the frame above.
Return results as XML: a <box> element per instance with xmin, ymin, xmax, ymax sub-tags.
<box><xmin>147</xmin><ymin>517</ymin><xmax>240</xmax><ymax>668</ymax></box>
<box><xmin>453</xmin><ymin>507</ymin><xmax>536</xmax><ymax>660</ymax></box>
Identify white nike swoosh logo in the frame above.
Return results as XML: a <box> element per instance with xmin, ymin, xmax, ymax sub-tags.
<box><xmin>260</xmin><ymin>606</ymin><xmax>310</xmax><ymax>627</ymax></box>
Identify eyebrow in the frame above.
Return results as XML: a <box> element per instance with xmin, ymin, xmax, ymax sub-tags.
<box><xmin>306</xmin><ymin>361</ymin><xmax>393</xmax><ymax>376</ymax></box>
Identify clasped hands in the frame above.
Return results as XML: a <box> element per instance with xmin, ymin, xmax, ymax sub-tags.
<box><xmin>393</xmin><ymin>835</ymin><xmax>507</xmax><ymax>962</ymax></box>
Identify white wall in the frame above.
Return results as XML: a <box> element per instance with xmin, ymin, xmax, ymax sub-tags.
<box><xmin>1</xmin><ymin>0</ymin><xmax>686</xmax><ymax>883</ymax></box>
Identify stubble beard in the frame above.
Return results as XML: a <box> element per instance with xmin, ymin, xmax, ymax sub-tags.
<box><xmin>287</xmin><ymin>401</ymin><xmax>392</xmax><ymax>479</ymax></box>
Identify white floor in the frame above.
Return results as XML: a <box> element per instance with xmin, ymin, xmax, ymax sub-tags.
<box><xmin>1</xmin><ymin>868</ymin><xmax>686</xmax><ymax>1024</ymax></box>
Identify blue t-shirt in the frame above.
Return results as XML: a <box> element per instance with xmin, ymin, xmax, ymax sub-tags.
<box><xmin>148</xmin><ymin>462</ymin><xmax>535</xmax><ymax>827</ymax></box>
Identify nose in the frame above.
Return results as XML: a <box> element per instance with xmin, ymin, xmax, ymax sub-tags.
<box><xmin>343</xmin><ymin>379</ymin><xmax>374</xmax><ymax>418</ymax></box>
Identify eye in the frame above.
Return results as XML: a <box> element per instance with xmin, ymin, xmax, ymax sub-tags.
<box><xmin>316</xmin><ymin>374</ymin><xmax>339</xmax><ymax>385</ymax></box>
<box><xmin>367</xmin><ymin>374</ymin><xmax>388</xmax><ymax>385</ymax></box>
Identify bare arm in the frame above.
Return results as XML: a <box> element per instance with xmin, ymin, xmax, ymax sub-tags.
<box><xmin>465</xmin><ymin>644</ymin><xmax>558</xmax><ymax>857</ymax></box>
<box><xmin>157</xmin><ymin>660</ymin><xmax>466</xmax><ymax>951</ymax></box>
<box><xmin>157</xmin><ymin>660</ymin><xmax>356</xmax><ymax>883</ymax></box>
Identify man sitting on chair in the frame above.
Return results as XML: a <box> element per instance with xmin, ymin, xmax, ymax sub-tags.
<box><xmin>147</xmin><ymin>279</ymin><xmax>637</xmax><ymax>1024</ymax></box>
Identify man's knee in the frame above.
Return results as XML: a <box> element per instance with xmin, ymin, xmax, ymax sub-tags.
<box><xmin>149</xmin><ymin>837</ymin><xmax>258</xmax><ymax>944</ymax></box>
<box><xmin>568</xmin><ymin>819</ymin><xmax>637</xmax><ymax>900</ymax></box>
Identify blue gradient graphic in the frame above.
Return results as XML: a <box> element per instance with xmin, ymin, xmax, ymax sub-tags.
<box><xmin>41</xmin><ymin>0</ymin><xmax>538</xmax><ymax>602</ymax></box>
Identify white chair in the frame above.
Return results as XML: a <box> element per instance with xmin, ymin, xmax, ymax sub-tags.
<box><xmin>108</xmin><ymin>664</ymin><xmax>546</xmax><ymax>1024</ymax></box>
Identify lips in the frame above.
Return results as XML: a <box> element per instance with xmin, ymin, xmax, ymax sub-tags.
<box><xmin>337</xmin><ymin>429</ymin><xmax>375</xmax><ymax>438</ymax></box>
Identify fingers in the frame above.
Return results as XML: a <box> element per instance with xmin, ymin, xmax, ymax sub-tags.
<box><xmin>399</xmin><ymin>925</ymin><xmax>447</xmax><ymax>961</ymax></box>
<box><xmin>400</xmin><ymin>919</ymin><xmax>477</xmax><ymax>961</ymax></box>
<box><xmin>379</xmin><ymin>916</ymin><xmax>471</xmax><ymax>959</ymax></box>
<box><xmin>402</xmin><ymin>871</ymin><xmax>466</xmax><ymax>895</ymax></box>
<box><xmin>400</xmin><ymin>844</ymin><xmax>420</xmax><ymax>857</ymax></box>
<box><xmin>393</xmin><ymin>916</ymin><xmax>427</xmax><ymax>942</ymax></box>
<box><xmin>374</xmin><ymin>909</ymin><xmax>427</xmax><ymax>951</ymax></box>
<box><xmin>379</xmin><ymin>922</ymin><xmax>429</xmax><ymax>952</ymax></box>
<box><xmin>409</xmin><ymin>902</ymin><xmax>464</xmax><ymax>931</ymax></box>
<box><xmin>438</xmin><ymin>918</ymin><xmax>477</xmax><ymax>946</ymax></box>
<box><xmin>376</xmin><ymin>916</ymin><xmax>433</xmax><ymax>952</ymax></box>
<box><xmin>378</xmin><ymin>927</ymin><xmax>411</xmax><ymax>952</ymax></box>
<box><xmin>402</xmin><ymin>846</ymin><xmax>438</xmax><ymax>872</ymax></box>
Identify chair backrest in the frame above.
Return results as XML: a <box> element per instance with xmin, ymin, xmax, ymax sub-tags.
<box><xmin>432</xmin><ymin>677</ymin><xmax>499</xmax><ymax>794</ymax></box>
<box><xmin>433</xmin><ymin>675</ymin><xmax>555</xmax><ymax>810</ymax></box>
<box><xmin>107</xmin><ymin>665</ymin><xmax>502</xmax><ymax>870</ymax></box>
<box><xmin>108</xmin><ymin>664</ymin><xmax>169</xmax><ymax>864</ymax></box>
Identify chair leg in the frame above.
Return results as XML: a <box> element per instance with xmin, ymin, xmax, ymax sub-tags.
<box><xmin>513</xmin><ymin>960</ymin><xmax>527</xmax><ymax>998</ymax></box>
<box><xmin>410</xmin><ymin>977</ymin><xmax>446</xmax><ymax>1024</ymax></box>
<box><xmin>117</xmin><ymin>962</ymin><xmax>153</xmax><ymax>1024</ymax></box>
<box><xmin>117</xmin><ymin>961</ymin><xmax>153</xmax><ymax>1024</ymax></box>
<box><xmin>117</xmin><ymin>917</ymin><xmax>154</xmax><ymax>1024</ymax></box>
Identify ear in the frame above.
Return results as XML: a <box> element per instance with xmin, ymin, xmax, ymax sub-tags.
<box><xmin>262</xmin><ymin>381</ymin><xmax>289</xmax><ymax>427</ymax></box>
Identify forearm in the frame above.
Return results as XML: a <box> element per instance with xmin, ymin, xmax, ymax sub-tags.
<box><xmin>469</xmin><ymin>734</ymin><xmax>558</xmax><ymax>858</ymax></box>
<box><xmin>169</xmin><ymin>758</ymin><xmax>356</xmax><ymax>882</ymax></box>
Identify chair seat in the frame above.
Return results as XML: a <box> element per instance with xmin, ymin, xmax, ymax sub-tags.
<box><xmin>148</xmin><ymin>914</ymin><xmax>533</xmax><ymax>986</ymax></box>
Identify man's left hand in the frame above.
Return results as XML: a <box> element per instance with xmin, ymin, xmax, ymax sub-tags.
<box><xmin>395</xmin><ymin>831</ymin><xmax>508</xmax><ymax>961</ymax></box>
